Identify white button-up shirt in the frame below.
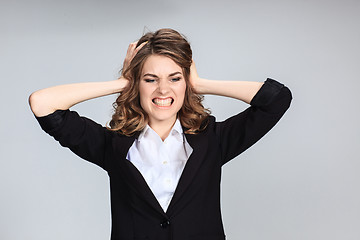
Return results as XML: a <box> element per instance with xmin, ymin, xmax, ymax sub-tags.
<box><xmin>126</xmin><ymin>119</ymin><xmax>193</xmax><ymax>212</ymax></box>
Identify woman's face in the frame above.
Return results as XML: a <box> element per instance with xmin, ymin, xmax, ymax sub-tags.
<box><xmin>139</xmin><ymin>54</ymin><xmax>186</xmax><ymax>127</ymax></box>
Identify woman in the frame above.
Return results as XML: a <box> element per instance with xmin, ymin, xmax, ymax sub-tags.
<box><xmin>29</xmin><ymin>28</ymin><xmax>292</xmax><ymax>240</ymax></box>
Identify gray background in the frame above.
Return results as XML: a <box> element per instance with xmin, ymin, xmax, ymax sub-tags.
<box><xmin>1</xmin><ymin>0</ymin><xmax>359</xmax><ymax>239</ymax></box>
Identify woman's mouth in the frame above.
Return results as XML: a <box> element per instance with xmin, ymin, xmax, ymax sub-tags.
<box><xmin>152</xmin><ymin>97</ymin><xmax>174</xmax><ymax>107</ymax></box>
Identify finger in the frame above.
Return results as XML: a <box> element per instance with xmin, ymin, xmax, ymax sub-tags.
<box><xmin>123</xmin><ymin>40</ymin><xmax>147</xmax><ymax>70</ymax></box>
<box><xmin>124</xmin><ymin>42</ymin><xmax>138</xmax><ymax>64</ymax></box>
<box><xmin>137</xmin><ymin>41</ymin><xmax>148</xmax><ymax>50</ymax></box>
<box><xmin>133</xmin><ymin>41</ymin><xmax>148</xmax><ymax>55</ymax></box>
<box><xmin>190</xmin><ymin>60</ymin><xmax>197</xmax><ymax>71</ymax></box>
<box><xmin>126</xmin><ymin>41</ymin><xmax>138</xmax><ymax>55</ymax></box>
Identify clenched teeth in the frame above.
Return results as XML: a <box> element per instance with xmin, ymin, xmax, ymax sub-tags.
<box><xmin>153</xmin><ymin>98</ymin><xmax>173</xmax><ymax>107</ymax></box>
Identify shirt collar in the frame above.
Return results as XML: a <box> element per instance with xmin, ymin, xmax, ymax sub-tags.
<box><xmin>171</xmin><ymin>118</ymin><xmax>183</xmax><ymax>136</ymax></box>
<box><xmin>138</xmin><ymin>119</ymin><xmax>183</xmax><ymax>142</ymax></box>
<box><xmin>138</xmin><ymin>124</ymin><xmax>150</xmax><ymax>142</ymax></box>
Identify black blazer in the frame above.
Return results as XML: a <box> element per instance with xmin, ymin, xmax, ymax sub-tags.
<box><xmin>36</xmin><ymin>78</ymin><xmax>292</xmax><ymax>240</ymax></box>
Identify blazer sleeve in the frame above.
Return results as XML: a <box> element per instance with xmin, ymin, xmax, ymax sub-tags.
<box><xmin>216</xmin><ymin>78</ymin><xmax>292</xmax><ymax>165</ymax></box>
<box><xmin>35</xmin><ymin>109</ymin><xmax>110</xmax><ymax>170</ymax></box>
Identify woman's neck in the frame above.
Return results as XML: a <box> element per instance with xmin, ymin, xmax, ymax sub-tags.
<box><xmin>148</xmin><ymin>118</ymin><xmax>177</xmax><ymax>141</ymax></box>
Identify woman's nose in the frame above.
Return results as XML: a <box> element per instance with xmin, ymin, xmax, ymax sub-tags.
<box><xmin>157</xmin><ymin>80</ymin><xmax>170</xmax><ymax>94</ymax></box>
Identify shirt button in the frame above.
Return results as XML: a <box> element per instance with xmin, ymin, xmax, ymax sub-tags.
<box><xmin>160</xmin><ymin>220</ymin><xmax>170</xmax><ymax>228</ymax></box>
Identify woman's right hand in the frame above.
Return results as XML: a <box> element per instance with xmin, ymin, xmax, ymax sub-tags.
<box><xmin>118</xmin><ymin>41</ymin><xmax>148</xmax><ymax>90</ymax></box>
<box><xmin>122</xmin><ymin>41</ymin><xmax>148</xmax><ymax>74</ymax></box>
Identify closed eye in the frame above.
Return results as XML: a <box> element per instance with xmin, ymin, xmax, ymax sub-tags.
<box><xmin>144</xmin><ymin>79</ymin><xmax>156</xmax><ymax>83</ymax></box>
<box><xmin>171</xmin><ymin>77</ymin><xmax>181</xmax><ymax>82</ymax></box>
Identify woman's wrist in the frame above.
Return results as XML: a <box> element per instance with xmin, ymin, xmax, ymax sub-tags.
<box><xmin>193</xmin><ymin>77</ymin><xmax>209</xmax><ymax>95</ymax></box>
<box><xmin>112</xmin><ymin>77</ymin><xmax>129</xmax><ymax>93</ymax></box>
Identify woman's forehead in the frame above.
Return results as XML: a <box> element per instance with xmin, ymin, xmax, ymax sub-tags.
<box><xmin>141</xmin><ymin>55</ymin><xmax>183</xmax><ymax>76</ymax></box>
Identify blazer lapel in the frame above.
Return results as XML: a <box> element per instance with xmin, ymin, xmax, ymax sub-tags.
<box><xmin>166</xmin><ymin>130</ymin><xmax>208</xmax><ymax>216</ymax></box>
<box><xmin>112</xmin><ymin>134</ymin><xmax>167</xmax><ymax>217</ymax></box>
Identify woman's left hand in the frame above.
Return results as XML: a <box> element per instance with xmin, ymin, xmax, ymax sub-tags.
<box><xmin>189</xmin><ymin>60</ymin><xmax>204</xmax><ymax>94</ymax></box>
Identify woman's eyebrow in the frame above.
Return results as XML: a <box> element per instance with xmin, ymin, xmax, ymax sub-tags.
<box><xmin>143</xmin><ymin>73</ymin><xmax>158</xmax><ymax>78</ymax></box>
<box><xmin>143</xmin><ymin>72</ymin><xmax>182</xmax><ymax>78</ymax></box>
<box><xmin>168</xmin><ymin>72</ymin><xmax>182</xmax><ymax>77</ymax></box>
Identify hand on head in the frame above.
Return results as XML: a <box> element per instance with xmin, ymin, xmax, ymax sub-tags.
<box><xmin>122</xmin><ymin>41</ymin><xmax>148</xmax><ymax>75</ymax></box>
<box><xmin>189</xmin><ymin>59</ymin><xmax>202</xmax><ymax>94</ymax></box>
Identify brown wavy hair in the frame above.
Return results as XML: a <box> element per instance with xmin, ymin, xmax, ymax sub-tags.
<box><xmin>108</xmin><ymin>28</ymin><xmax>210</xmax><ymax>136</ymax></box>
